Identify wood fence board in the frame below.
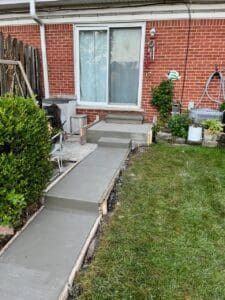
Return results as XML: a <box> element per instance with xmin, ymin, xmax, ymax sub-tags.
<box><xmin>0</xmin><ymin>32</ymin><xmax>5</xmax><ymax>95</ymax></box>
<box><xmin>0</xmin><ymin>33</ymin><xmax>41</xmax><ymax>98</ymax></box>
<box><xmin>34</xmin><ymin>48</ymin><xmax>40</xmax><ymax>96</ymax></box>
<box><xmin>31</xmin><ymin>47</ymin><xmax>36</xmax><ymax>92</ymax></box>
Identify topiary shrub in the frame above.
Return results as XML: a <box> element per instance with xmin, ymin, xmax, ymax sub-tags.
<box><xmin>168</xmin><ymin>113</ymin><xmax>190</xmax><ymax>138</ymax></box>
<box><xmin>0</xmin><ymin>95</ymin><xmax>52</xmax><ymax>227</ymax></box>
<box><xmin>151</xmin><ymin>80</ymin><xmax>174</xmax><ymax>121</ymax></box>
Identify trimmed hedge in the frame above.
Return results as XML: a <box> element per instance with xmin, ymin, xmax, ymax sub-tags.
<box><xmin>0</xmin><ymin>95</ymin><xmax>52</xmax><ymax>227</ymax></box>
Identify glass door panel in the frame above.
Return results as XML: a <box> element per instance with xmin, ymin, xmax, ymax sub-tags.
<box><xmin>79</xmin><ymin>30</ymin><xmax>107</xmax><ymax>103</ymax></box>
<box><xmin>109</xmin><ymin>27</ymin><xmax>141</xmax><ymax>105</ymax></box>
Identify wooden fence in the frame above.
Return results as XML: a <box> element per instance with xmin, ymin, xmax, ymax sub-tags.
<box><xmin>0</xmin><ymin>33</ymin><xmax>41</xmax><ymax>98</ymax></box>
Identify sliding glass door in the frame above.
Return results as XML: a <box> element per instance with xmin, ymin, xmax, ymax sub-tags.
<box><xmin>77</xmin><ymin>25</ymin><xmax>142</xmax><ymax>106</ymax></box>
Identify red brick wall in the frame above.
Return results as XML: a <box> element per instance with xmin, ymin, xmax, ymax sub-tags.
<box><xmin>0</xmin><ymin>25</ymin><xmax>41</xmax><ymax>48</ymax></box>
<box><xmin>1</xmin><ymin>19</ymin><xmax>225</xmax><ymax>122</ymax></box>
<box><xmin>45</xmin><ymin>24</ymin><xmax>74</xmax><ymax>97</ymax></box>
<box><xmin>142</xmin><ymin>19</ymin><xmax>225</xmax><ymax>122</ymax></box>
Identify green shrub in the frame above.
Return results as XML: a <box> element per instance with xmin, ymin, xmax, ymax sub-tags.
<box><xmin>0</xmin><ymin>95</ymin><xmax>52</xmax><ymax>227</ymax></box>
<box><xmin>151</xmin><ymin>80</ymin><xmax>174</xmax><ymax>121</ymax></box>
<box><xmin>219</xmin><ymin>102</ymin><xmax>225</xmax><ymax>112</ymax></box>
<box><xmin>152</xmin><ymin>118</ymin><xmax>165</xmax><ymax>136</ymax></box>
<box><xmin>202</xmin><ymin>119</ymin><xmax>223</xmax><ymax>134</ymax></box>
<box><xmin>168</xmin><ymin>113</ymin><xmax>190</xmax><ymax>138</ymax></box>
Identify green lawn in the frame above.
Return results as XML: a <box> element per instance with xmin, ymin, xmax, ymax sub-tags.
<box><xmin>77</xmin><ymin>145</ymin><xmax>225</xmax><ymax>299</ymax></box>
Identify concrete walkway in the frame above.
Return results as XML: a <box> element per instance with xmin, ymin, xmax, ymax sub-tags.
<box><xmin>0</xmin><ymin>145</ymin><xmax>130</xmax><ymax>300</ymax></box>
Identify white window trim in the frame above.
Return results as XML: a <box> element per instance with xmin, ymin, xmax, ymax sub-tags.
<box><xmin>74</xmin><ymin>22</ymin><xmax>146</xmax><ymax>109</ymax></box>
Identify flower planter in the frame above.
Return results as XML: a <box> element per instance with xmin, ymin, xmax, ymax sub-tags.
<box><xmin>155</xmin><ymin>131</ymin><xmax>173</xmax><ymax>144</ymax></box>
<box><xmin>203</xmin><ymin>129</ymin><xmax>218</xmax><ymax>147</ymax></box>
<box><xmin>173</xmin><ymin>137</ymin><xmax>186</xmax><ymax>144</ymax></box>
<box><xmin>203</xmin><ymin>129</ymin><xmax>218</xmax><ymax>142</ymax></box>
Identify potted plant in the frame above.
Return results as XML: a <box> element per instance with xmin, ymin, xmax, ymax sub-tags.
<box><xmin>202</xmin><ymin>119</ymin><xmax>223</xmax><ymax>144</ymax></box>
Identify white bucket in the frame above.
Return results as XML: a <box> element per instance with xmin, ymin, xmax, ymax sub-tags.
<box><xmin>188</xmin><ymin>126</ymin><xmax>202</xmax><ymax>142</ymax></box>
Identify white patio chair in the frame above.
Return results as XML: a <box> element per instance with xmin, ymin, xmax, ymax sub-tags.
<box><xmin>50</xmin><ymin>132</ymin><xmax>63</xmax><ymax>173</ymax></box>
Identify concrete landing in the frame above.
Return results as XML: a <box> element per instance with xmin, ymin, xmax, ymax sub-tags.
<box><xmin>87</xmin><ymin>120</ymin><xmax>152</xmax><ymax>146</ymax></box>
<box><xmin>62</xmin><ymin>136</ymin><xmax>97</xmax><ymax>162</ymax></box>
<box><xmin>46</xmin><ymin>147</ymin><xmax>129</xmax><ymax>211</ymax></box>
<box><xmin>0</xmin><ymin>207</ymin><xmax>98</xmax><ymax>300</ymax></box>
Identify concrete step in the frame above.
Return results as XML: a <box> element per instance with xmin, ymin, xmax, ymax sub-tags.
<box><xmin>87</xmin><ymin>121</ymin><xmax>152</xmax><ymax>146</ymax></box>
<box><xmin>105</xmin><ymin>113</ymin><xmax>144</xmax><ymax>124</ymax></box>
<box><xmin>46</xmin><ymin>146</ymin><xmax>129</xmax><ymax>211</ymax></box>
<box><xmin>46</xmin><ymin>195</ymin><xmax>98</xmax><ymax>213</ymax></box>
<box><xmin>0</xmin><ymin>207</ymin><xmax>98</xmax><ymax>300</ymax></box>
<box><xmin>98</xmin><ymin>137</ymin><xmax>131</xmax><ymax>149</ymax></box>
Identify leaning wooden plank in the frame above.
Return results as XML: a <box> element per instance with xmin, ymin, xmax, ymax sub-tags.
<box><xmin>0</xmin><ymin>59</ymin><xmax>18</xmax><ymax>65</ymax></box>
<box><xmin>0</xmin><ymin>59</ymin><xmax>36</xmax><ymax>102</ymax></box>
<box><xmin>18</xmin><ymin>61</ymin><xmax>35</xmax><ymax>100</ymax></box>
<box><xmin>15</xmin><ymin>70</ymin><xmax>24</xmax><ymax>97</ymax></box>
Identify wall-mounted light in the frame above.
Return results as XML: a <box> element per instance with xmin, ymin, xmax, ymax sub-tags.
<box><xmin>150</xmin><ymin>27</ymin><xmax>156</xmax><ymax>38</ymax></box>
<box><xmin>149</xmin><ymin>28</ymin><xmax>156</xmax><ymax>61</ymax></box>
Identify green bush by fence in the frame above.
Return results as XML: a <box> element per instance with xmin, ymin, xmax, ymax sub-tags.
<box><xmin>0</xmin><ymin>95</ymin><xmax>52</xmax><ymax>227</ymax></box>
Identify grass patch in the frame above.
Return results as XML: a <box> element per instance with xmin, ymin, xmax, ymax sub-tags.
<box><xmin>77</xmin><ymin>145</ymin><xmax>225</xmax><ymax>299</ymax></box>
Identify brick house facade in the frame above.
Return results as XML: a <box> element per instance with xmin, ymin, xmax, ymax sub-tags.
<box><xmin>1</xmin><ymin>1</ymin><xmax>225</xmax><ymax>123</ymax></box>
